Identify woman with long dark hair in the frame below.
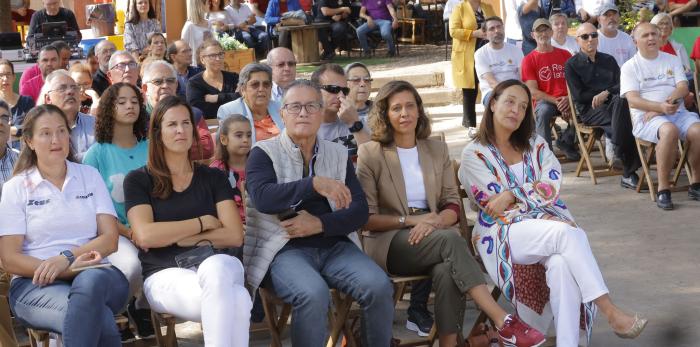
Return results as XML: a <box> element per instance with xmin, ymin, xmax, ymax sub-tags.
<box><xmin>459</xmin><ymin>80</ymin><xmax>647</xmax><ymax>347</ymax></box>
<box><xmin>124</xmin><ymin>96</ymin><xmax>250</xmax><ymax>346</ymax></box>
<box><xmin>0</xmin><ymin>105</ymin><xmax>127</xmax><ymax>346</ymax></box>
<box><xmin>124</xmin><ymin>0</ymin><xmax>161</xmax><ymax>57</ymax></box>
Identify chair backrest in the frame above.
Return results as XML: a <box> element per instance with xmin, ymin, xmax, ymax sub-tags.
<box><xmin>451</xmin><ymin>159</ymin><xmax>479</xmax><ymax>260</ymax></box>
<box><xmin>565</xmin><ymin>84</ymin><xmax>583</xmax><ymax>128</ymax></box>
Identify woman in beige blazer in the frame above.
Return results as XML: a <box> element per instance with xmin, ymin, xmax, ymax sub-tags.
<box><xmin>356</xmin><ymin>81</ymin><xmax>545</xmax><ymax>347</ymax></box>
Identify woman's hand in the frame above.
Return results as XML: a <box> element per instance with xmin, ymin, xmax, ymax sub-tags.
<box><xmin>484</xmin><ymin>190</ymin><xmax>515</xmax><ymax>218</ymax></box>
<box><xmin>32</xmin><ymin>255</ymin><xmax>70</xmax><ymax>286</ymax></box>
<box><xmin>70</xmin><ymin>251</ymin><xmax>104</xmax><ymax>270</ymax></box>
<box><xmin>406</xmin><ymin>212</ymin><xmax>442</xmax><ymax>228</ymax></box>
<box><xmin>407</xmin><ymin>221</ymin><xmax>436</xmax><ymax>245</ymax></box>
<box><xmin>200</xmin><ymin>215</ymin><xmax>223</xmax><ymax>231</ymax></box>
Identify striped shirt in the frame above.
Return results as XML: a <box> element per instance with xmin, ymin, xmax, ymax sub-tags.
<box><xmin>0</xmin><ymin>145</ymin><xmax>19</xmax><ymax>200</ymax></box>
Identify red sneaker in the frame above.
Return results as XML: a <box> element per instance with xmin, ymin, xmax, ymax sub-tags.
<box><xmin>497</xmin><ymin>314</ymin><xmax>546</xmax><ymax>347</ymax></box>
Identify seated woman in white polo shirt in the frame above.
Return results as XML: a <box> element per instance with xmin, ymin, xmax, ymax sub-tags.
<box><xmin>0</xmin><ymin>104</ymin><xmax>128</xmax><ymax>346</ymax></box>
<box><xmin>124</xmin><ymin>96</ymin><xmax>251</xmax><ymax>346</ymax></box>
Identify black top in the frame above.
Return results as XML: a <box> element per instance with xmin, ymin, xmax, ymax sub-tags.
<box><xmin>92</xmin><ymin>68</ymin><xmax>110</xmax><ymax>97</ymax></box>
<box><xmin>564</xmin><ymin>51</ymin><xmax>620</xmax><ymax>116</ymax></box>
<box><xmin>246</xmin><ymin>146</ymin><xmax>368</xmax><ymax>249</ymax></box>
<box><xmin>27</xmin><ymin>8</ymin><xmax>82</xmax><ymax>41</ymax></box>
<box><xmin>186</xmin><ymin>71</ymin><xmax>240</xmax><ymax>120</ymax></box>
<box><xmin>10</xmin><ymin>95</ymin><xmax>34</xmax><ymax>132</ymax></box>
<box><xmin>316</xmin><ymin>0</ymin><xmax>351</xmax><ymax>21</ymax></box>
<box><xmin>123</xmin><ymin>164</ymin><xmax>236</xmax><ymax>279</ymax></box>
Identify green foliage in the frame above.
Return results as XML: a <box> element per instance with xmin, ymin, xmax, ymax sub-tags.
<box><xmin>618</xmin><ymin>0</ymin><xmax>654</xmax><ymax>32</ymax></box>
<box><xmin>216</xmin><ymin>33</ymin><xmax>248</xmax><ymax>51</ymax></box>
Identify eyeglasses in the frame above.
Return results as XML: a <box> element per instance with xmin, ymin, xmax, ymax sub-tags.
<box><xmin>202</xmin><ymin>52</ymin><xmax>225</xmax><ymax>60</ymax></box>
<box><xmin>247</xmin><ymin>80</ymin><xmax>272</xmax><ymax>89</ymax></box>
<box><xmin>283</xmin><ymin>102</ymin><xmax>322</xmax><ymax>115</ymax></box>
<box><xmin>578</xmin><ymin>32</ymin><xmax>599</xmax><ymax>40</ymax></box>
<box><xmin>274</xmin><ymin>61</ymin><xmax>296</xmax><ymax>68</ymax></box>
<box><xmin>0</xmin><ymin>73</ymin><xmax>13</xmax><ymax>79</ymax></box>
<box><xmin>347</xmin><ymin>77</ymin><xmax>373</xmax><ymax>83</ymax></box>
<box><xmin>0</xmin><ymin>114</ymin><xmax>10</xmax><ymax>124</ymax></box>
<box><xmin>148</xmin><ymin>77</ymin><xmax>178</xmax><ymax>86</ymax></box>
<box><xmin>320</xmin><ymin>85</ymin><xmax>349</xmax><ymax>95</ymax></box>
<box><xmin>111</xmin><ymin>61</ymin><xmax>138</xmax><ymax>71</ymax></box>
<box><xmin>49</xmin><ymin>84</ymin><xmax>80</xmax><ymax>94</ymax></box>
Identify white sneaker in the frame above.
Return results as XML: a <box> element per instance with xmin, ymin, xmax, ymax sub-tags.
<box><xmin>605</xmin><ymin>137</ymin><xmax>615</xmax><ymax>163</ymax></box>
<box><xmin>467</xmin><ymin>127</ymin><xmax>478</xmax><ymax>140</ymax></box>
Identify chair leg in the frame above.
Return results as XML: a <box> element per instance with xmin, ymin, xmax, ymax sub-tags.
<box><xmin>260</xmin><ymin>288</ymin><xmax>288</xmax><ymax>347</ymax></box>
<box><xmin>672</xmin><ymin>140</ymin><xmax>690</xmax><ymax>186</ymax></box>
<box><xmin>327</xmin><ymin>290</ymin><xmax>353</xmax><ymax>347</ymax></box>
<box><xmin>636</xmin><ymin>141</ymin><xmax>657</xmax><ymax>201</ymax></box>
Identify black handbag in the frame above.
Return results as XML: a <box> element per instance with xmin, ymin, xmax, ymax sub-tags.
<box><xmin>174</xmin><ymin>240</ymin><xmax>215</xmax><ymax>270</ymax></box>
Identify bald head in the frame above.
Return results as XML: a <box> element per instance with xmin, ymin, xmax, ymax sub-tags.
<box><xmin>267</xmin><ymin>47</ymin><xmax>296</xmax><ymax>88</ymax></box>
<box><xmin>633</xmin><ymin>22</ymin><xmax>660</xmax><ymax>56</ymax></box>
<box><xmin>576</xmin><ymin>22</ymin><xmax>596</xmax><ymax>37</ymax></box>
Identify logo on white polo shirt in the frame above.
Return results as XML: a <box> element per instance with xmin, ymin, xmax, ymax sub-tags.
<box><xmin>27</xmin><ymin>199</ymin><xmax>50</xmax><ymax>206</ymax></box>
<box><xmin>75</xmin><ymin>192</ymin><xmax>94</xmax><ymax>199</ymax></box>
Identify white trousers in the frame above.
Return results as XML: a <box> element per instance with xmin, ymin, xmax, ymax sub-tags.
<box><xmin>508</xmin><ymin>219</ymin><xmax>609</xmax><ymax>347</ymax></box>
<box><xmin>143</xmin><ymin>254</ymin><xmax>252</xmax><ymax>347</ymax></box>
<box><xmin>108</xmin><ymin>236</ymin><xmax>147</xmax><ymax>308</ymax></box>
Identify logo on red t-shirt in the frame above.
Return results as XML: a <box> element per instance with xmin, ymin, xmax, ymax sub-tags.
<box><xmin>538</xmin><ymin>64</ymin><xmax>564</xmax><ymax>82</ymax></box>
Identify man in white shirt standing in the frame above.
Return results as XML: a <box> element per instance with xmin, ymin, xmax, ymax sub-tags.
<box><xmin>574</xmin><ymin>0</ymin><xmax>613</xmax><ymax>23</ymax></box>
<box><xmin>597</xmin><ymin>4</ymin><xmax>636</xmax><ymax>67</ymax></box>
<box><xmin>550</xmin><ymin>13</ymin><xmax>578</xmax><ymax>55</ymax></box>
<box><xmin>474</xmin><ymin>16</ymin><xmax>524</xmax><ymax>105</ymax></box>
<box><xmin>621</xmin><ymin>22</ymin><xmax>700</xmax><ymax>210</ymax></box>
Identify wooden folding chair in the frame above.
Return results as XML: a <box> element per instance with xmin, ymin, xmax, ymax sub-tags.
<box><xmin>1</xmin><ymin>268</ymin><xmax>19</xmax><ymax>347</ymax></box>
<box><xmin>565</xmin><ymin>86</ymin><xmax>621</xmax><ymax>184</ymax></box>
<box><xmin>151</xmin><ymin>312</ymin><xmax>178</xmax><ymax>347</ymax></box>
<box><xmin>634</xmin><ymin>138</ymin><xmax>691</xmax><ymax>201</ymax></box>
<box><xmin>258</xmin><ymin>286</ymin><xmax>356</xmax><ymax>347</ymax></box>
<box><xmin>452</xmin><ymin>160</ymin><xmax>502</xmax><ymax>338</ymax></box>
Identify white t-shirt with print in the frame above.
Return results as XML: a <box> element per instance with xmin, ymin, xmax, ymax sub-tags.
<box><xmin>620</xmin><ymin>51</ymin><xmax>687</xmax><ymax>123</ymax></box>
<box><xmin>551</xmin><ymin>36</ymin><xmax>579</xmax><ymax>55</ymax></box>
<box><xmin>597</xmin><ymin>29</ymin><xmax>637</xmax><ymax>67</ymax></box>
<box><xmin>474</xmin><ymin>43</ymin><xmax>524</xmax><ymax>100</ymax></box>
<box><xmin>0</xmin><ymin>161</ymin><xmax>117</xmax><ymax>261</ymax></box>
<box><xmin>224</xmin><ymin>4</ymin><xmax>254</xmax><ymax>26</ymax></box>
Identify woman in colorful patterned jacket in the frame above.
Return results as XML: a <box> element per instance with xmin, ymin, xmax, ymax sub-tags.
<box><xmin>458</xmin><ymin>79</ymin><xmax>647</xmax><ymax>347</ymax></box>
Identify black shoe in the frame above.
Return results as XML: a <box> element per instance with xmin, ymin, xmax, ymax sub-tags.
<box><xmin>555</xmin><ymin>140</ymin><xmax>580</xmax><ymax>161</ymax></box>
<box><xmin>656</xmin><ymin>190</ymin><xmax>674</xmax><ymax>210</ymax></box>
<box><xmin>406</xmin><ymin>306</ymin><xmax>433</xmax><ymax>337</ymax></box>
<box><xmin>127</xmin><ymin>299</ymin><xmax>155</xmax><ymax>339</ymax></box>
<box><xmin>120</xmin><ymin>325</ymin><xmax>137</xmax><ymax>343</ymax></box>
<box><xmin>689</xmin><ymin>185</ymin><xmax>700</xmax><ymax>200</ymax></box>
<box><xmin>620</xmin><ymin>173</ymin><xmax>639</xmax><ymax>190</ymax></box>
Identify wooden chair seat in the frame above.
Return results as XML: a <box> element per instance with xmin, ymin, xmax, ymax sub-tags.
<box><xmin>634</xmin><ymin>138</ymin><xmax>691</xmax><ymax>201</ymax></box>
<box><xmin>151</xmin><ymin>312</ymin><xmax>178</xmax><ymax>347</ymax></box>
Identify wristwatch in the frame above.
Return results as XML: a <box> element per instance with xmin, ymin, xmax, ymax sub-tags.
<box><xmin>398</xmin><ymin>216</ymin><xmax>406</xmax><ymax>227</ymax></box>
<box><xmin>60</xmin><ymin>250</ymin><xmax>75</xmax><ymax>266</ymax></box>
<box><xmin>348</xmin><ymin>121</ymin><xmax>364</xmax><ymax>133</ymax></box>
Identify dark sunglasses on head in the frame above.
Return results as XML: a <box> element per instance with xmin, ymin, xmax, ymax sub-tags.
<box><xmin>320</xmin><ymin>85</ymin><xmax>349</xmax><ymax>95</ymax></box>
<box><xmin>578</xmin><ymin>32</ymin><xmax>599</xmax><ymax>40</ymax></box>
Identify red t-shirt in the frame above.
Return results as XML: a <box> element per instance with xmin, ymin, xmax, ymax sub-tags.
<box><xmin>250</xmin><ymin>0</ymin><xmax>270</xmax><ymax>13</ymax></box>
<box><xmin>661</xmin><ymin>42</ymin><xmax>677</xmax><ymax>56</ymax></box>
<box><xmin>521</xmin><ymin>47</ymin><xmax>572</xmax><ymax>100</ymax></box>
<box><xmin>691</xmin><ymin>36</ymin><xmax>700</xmax><ymax>60</ymax></box>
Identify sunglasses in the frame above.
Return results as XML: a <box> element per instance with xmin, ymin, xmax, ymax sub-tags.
<box><xmin>320</xmin><ymin>85</ymin><xmax>349</xmax><ymax>95</ymax></box>
<box><xmin>578</xmin><ymin>32</ymin><xmax>599</xmax><ymax>40</ymax></box>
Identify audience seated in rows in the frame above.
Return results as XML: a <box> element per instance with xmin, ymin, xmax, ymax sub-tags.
<box><xmin>225</xmin><ymin>0</ymin><xmax>271</xmax><ymax>59</ymax></box>
<box><xmin>621</xmin><ymin>22</ymin><xmax>700</xmax><ymax>210</ymax></box>
<box><xmin>356</xmin><ymin>0</ymin><xmax>399</xmax><ymax>58</ymax></box>
<box><xmin>315</xmin><ymin>0</ymin><xmax>352</xmax><ymax>60</ymax></box>
<box><xmin>186</xmin><ymin>40</ymin><xmax>240</xmax><ymax>120</ymax></box>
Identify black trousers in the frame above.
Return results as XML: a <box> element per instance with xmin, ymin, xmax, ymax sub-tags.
<box><xmin>318</xmin><ymin>21</ymin><xmax>351</xmax><ymax>53</ymax></box>
<box><xmin>579</xmin><ymin>95</ymin><xmax>641</xmax><ymax>177</ymax></box>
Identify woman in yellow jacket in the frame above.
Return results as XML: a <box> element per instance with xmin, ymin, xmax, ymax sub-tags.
<box><xmin>449</xmin><ymin>0</ymin><xmax>495</xmax><ymax>129</ymax></box>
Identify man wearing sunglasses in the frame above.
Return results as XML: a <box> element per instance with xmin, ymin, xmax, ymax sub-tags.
<box><xmin>311</xmin><ymin>64</ymin><xmax>370</xmax><ymax>158</ymax></box>
<box><xmin>141</xmin><ymin>61</ymin><xmax>214</xmax><ymax>160</ymax></box>
<box><xmin>565</xmin><ymin>22</ymin><xmax>641</xmax><ymax>191</ymax></box>
<box><xmin>107</xmin><ymin>51</ymin><xmax>140</xmax><ymax>88</ymax></box>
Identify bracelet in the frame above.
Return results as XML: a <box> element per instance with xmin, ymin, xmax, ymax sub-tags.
<box><xmin>197</xmin><ymin>217</ymin><xmax>203</xmax><ymax>233</ymax></box>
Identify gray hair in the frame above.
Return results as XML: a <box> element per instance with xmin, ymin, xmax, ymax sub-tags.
<box><xmin>38</xmin><ymin>69</ymin><xmax>72</xmax><ymax>105</ymax></box>
<box><xmin>108</xmin><ymin>50</ymin><xmax>135</xmax><ymax>70</ymax></box>
<box><xmin>344</xmin><ymin>62</ymin><xmax>370</xmax><ymax>76</ymax></box>
<box><xmin>281</xmin><ymin>79</ymin><xmax>323</xmax><ymax>106</ymax></box>
<box><xmin>650</xmin><ymin>12</ymin><xmax>673</xmax><ymax>27</ymax></box>
<box><xmin>237</xmin><ymin>63</ymin><xmax>273</xmax><ymax>89</ymax></box>
<box><xmin>549</xmin><ymin>12</ymin><xmax>568</xmax><ymax>23</ymax></box>
<box><xmin>142</xmin><ymin>60</ymin><xmax>177</xmax><ymax>83</ymax></box>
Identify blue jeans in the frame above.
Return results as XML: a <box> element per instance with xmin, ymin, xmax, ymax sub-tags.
<box><xmin>234</xmin><ymin>27</ymin><xmax>270</xmax><ymax>56</ymax></box>
<box><xmin>267</xmin><ymin>240</ymin><xmax>394</xmax><ymax>347</ymax></box>
<box><xmin>9</xmin><ymin>266</ymin><xmax>129</xmax><ymax>347</ymax></box>
<box><xmin>356</xmin><ymin>19</ymin><xmax>396</xmax><ymax>55</ymax></box>
<box><xmin>535</xmin><ymin>100</ymin><xmax>560</xmax><ymax>148</ymax></box>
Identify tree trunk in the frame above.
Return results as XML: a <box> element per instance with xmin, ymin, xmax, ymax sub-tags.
<box><xmin>0</xmin><ymin>0</ymin><xmax>13</xmax><ymax>33</ymax></box>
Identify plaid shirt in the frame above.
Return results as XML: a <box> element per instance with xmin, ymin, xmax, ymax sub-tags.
<box><xmin>0</xmin><ymin>145</ymin><xmax>19</xmax><ymax>199</ymax></box>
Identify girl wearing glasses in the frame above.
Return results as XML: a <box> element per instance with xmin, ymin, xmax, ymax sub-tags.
<box><xmin>0</xmin><ymin>59</ymin><xmax>34</xmax><ymax>149</ymax></box>
<box><xmin>187</xmin><ymin>40</ymin><xmax>241</xmax><ymax>119</ymax></box>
